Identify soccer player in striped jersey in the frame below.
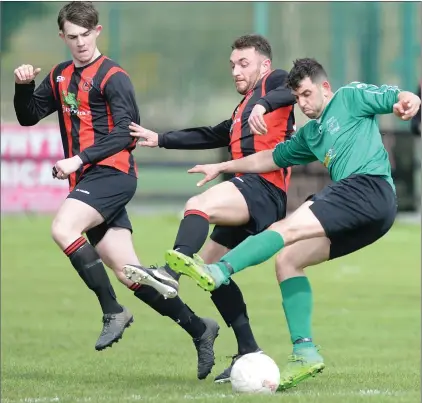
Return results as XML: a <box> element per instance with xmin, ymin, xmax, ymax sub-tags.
<box><xmin>13</xmin><ymin>1</ymin><xmax>178</xmax><ymax>351</ymax></box>
<box><xmin>124</xmin><ymin>34</ymin><xmax>296</xmax><ymax>382</ymax></box>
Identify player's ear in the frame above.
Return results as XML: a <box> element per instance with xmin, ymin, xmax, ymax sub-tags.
<box><xmin>59</xmin><ymin>31</ymin><xmax>65</xmax><ymax>41</ymax></box>
<box><xmin>261</xmin><ymin>58</ymin><xmax>271</xmax><ymax>74</ymax></box>
<box><xmin>322</xmin><ymin>80</ymin><xmax>331</xmax><ymax>95</ymax></box>
<box><xmin>95</xmin><ymin>25</ymin><xmax>103</xmax><ymax>37</ymax></box>
<box><xmin>322</xmin><ymin>81</ymin><xmax>331</xmax><ymax>91</ymax></box>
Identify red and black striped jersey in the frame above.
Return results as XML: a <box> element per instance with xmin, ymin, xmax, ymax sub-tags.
<box><xmin>14</xmin><ymin>55</ymin><xmax>140</xmax><ymax>191</ymax></box>
<box><xmin>158</xmin><ymin>69</ymin><xmax>295</xmax><ymax>192</ymax></box>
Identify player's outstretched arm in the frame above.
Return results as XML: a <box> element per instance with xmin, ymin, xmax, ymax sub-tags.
<box><xmin>272</xmin><ymin>129</ymin><xmax>317</xmax><ymax>168</ymax></box>
<box><xmin>188</xmin><ymin>127</ymin><xmax>317</xmax><ymax>186</ymax></box>
<box><xmin>13</xmin><ymin>64</ymin><xmax>57</xmax><ymax>126</ymax></box>
<box><xmin>343</xmin><ymin>82</ymin><xmax>420</xmax><ymax>119</ymax></box>
<box><xmin>188</xmin><ymin>150</ymin><xmax>278</xmax><ymax>187</ymax></box>
<box><xmin>129</xmin><ymin>120</ymin><xmax>232</xmax><ymax>150</ymax></box>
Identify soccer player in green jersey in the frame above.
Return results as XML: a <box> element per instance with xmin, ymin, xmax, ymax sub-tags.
<box><xmin>163</xmin><ymin>58</ymin><xmax>421</xmax><ymax>390</ymax></box>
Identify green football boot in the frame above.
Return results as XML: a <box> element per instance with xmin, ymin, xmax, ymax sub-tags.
<box><xmin>165</xmin><ymin>250</ymin><xmax>228</xmax><ymax>291</ymax></box>
<box><xmin>277</xmin><ymin>347</ymin><xmax>325</xmax><ymax>392</ymax></box>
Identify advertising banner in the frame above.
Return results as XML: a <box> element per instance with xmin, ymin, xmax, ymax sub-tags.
<box><xmin>1</xmin><ymin>123</ymin><xmax>68</xmax><ymax>213</ymax></box>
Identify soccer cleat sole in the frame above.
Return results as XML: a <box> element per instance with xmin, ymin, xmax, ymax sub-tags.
<box><xmin>95</xmin><ymin>315</ymin><xmax>134</xmax><ymax>351</ymax></box>
<box><xmin>277</xmin><ymin>363</ymin><xmax>325</xmax><ymax>392</ymax></box>
<box><xmin>165</xmin><ymin>250</ymin><xmax>216</xmax><ymax>292</ymax></box>
<box><xmin>123</xmin><ymin>265</ymin><xmax>178</xmax><ymax>299</ymax></box>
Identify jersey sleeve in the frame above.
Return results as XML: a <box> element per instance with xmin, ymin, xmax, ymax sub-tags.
<box><xmin>256</xmin><ymin>69</ymin><xmax>296</xmax><ymax>112</ymax></box>
<box><xmin>272</xmin><ymin>127</ymin><xmax>317</xmax><ymax>168</ymax></box>
<box><xmin>158</xmin><ymin>119</ymin><xmax>231</xmax><ymax>150</ymax></box>
<box><xmin>341</xmin><ymin>81</ymin><xmax>401</xmax><ymax>117</ymax></box>
<box><xmin>14</xmin><ymin>72</ymin><xmax>57</xmax><ymax>126</ymax></box>
<box><xmin>78</xmin><ymin>71</ymin><xmax>140</xmax><ymax>164</ymax></box>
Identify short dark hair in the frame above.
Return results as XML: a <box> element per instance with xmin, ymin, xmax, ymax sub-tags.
<box><xmin>231</xmin><ymin>34</ymin><xmax>272</xmax><ymax>61</ymax></box>
<box><xmin>287</xmin><ymin>58</ymin><xmax>328</xmax><ymax>90</ymax></box>
<box><xmin>57</xmin><ymin>1</ymin><xmax>99</xmax><ymax>32</ymax></box>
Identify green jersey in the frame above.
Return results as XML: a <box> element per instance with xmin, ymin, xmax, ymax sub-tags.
<box><xmin>272</xmin><ymin>82</ymin><xmax>400</xmax><ymax>191</ymax></box>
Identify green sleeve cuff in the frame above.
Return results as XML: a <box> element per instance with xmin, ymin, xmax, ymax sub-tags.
<box><xmin>272</xmin><ymin>146</ymin><xmax>285</xmax><ymax>168</ymax></box>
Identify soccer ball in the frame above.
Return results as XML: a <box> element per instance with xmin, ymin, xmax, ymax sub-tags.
<box><xmin>230</xmin><ymin>352</ymin><xmax>280</xmax><ymax>394</ymax></box>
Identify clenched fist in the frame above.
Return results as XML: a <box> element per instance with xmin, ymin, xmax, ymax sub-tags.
<box><xmin>14</xmin><ymin>64</ymin><xmax>41</xmax><ymax>84</ymax></box>
<box><xmin>393</xmin><ymin>91</ymin><xmax>421</xmax><ymax>121</ymax></box>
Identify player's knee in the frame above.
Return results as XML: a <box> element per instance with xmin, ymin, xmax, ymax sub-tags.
<box><xmin>184</xmin><ymin>195</ymin><xmax>212</xmax><ymax>215</ymax></box>
<box><xmin>275</xmin><ymin>249</ymin><xmax>302</xmax><ymax>282</ymax></box>
<box><xmin>268</xmin><ymin>221</ymin><xmax>284</xmax><ymax>234</ymax></box>
<box><xmin>51</xmin><ymin>216</ymin><xmax>80</xmax><ymax>248</ymax></box>
<box><xmin>268</xmin><ymin>222</ymin><xmax>302</xmax><ymax>246</ymax></box>
<box><xmin>185</xmin><ymin>195</ymin><xmax>202</xmax><ymax>211</ymax></box>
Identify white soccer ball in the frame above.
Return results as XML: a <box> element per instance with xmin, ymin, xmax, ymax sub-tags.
<box><xmin>230</xmin><ymin>352</ymin><xmax>280</xmax><ymax>394</ymax></box>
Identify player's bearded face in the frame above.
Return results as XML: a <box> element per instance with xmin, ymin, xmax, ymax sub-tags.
<box><xmin>293</xmin><ymin>78</ymin><xmax>329</xmax><ymax>119</ymax></box>
<box><xmin>60</xmin><ymin>21</ymin><xmax>102</xmax><ymax>66</ymax></box>
<box><xmin>230</xmin><ymin>48</ymin><xmax>271</xmax><ymax>95</ymax></box>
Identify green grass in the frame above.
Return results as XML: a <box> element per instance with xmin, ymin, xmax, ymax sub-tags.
<box><xmin>1</xmin><ymin>215</ymin><xmax>420</xmax><ymax>403</ymax></box>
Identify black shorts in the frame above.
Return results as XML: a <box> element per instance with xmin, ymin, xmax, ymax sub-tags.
<box><xmin>210</xmin><ymin>174</ymin><xmax>287</xmax><ymax>249</ymax></box>
<box><xmin>67</xmin><ymin>166</ymin><xmax>137</xmax><ymax>246</ymax></box>
<box><xmin>308</xmin><ymin>174</ymin><xmax>397</xmax><ymax>260</ymax></box>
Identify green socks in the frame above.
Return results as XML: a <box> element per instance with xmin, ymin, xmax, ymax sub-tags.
<box><xmin>215</xmin><ymin>236</ymin><xmax>315</xmax><ymax>352</ymax></box>
<box><xmin>280</xmin><ymin>276</ymin><xmax>314</xmax><ymax>350</ymax></box>
<box><xmin>219</xmin><ymin>230</ymin><xmax>285</xmax><ymax>275</ymax></box>
<box><xmin>213</xmin><ymin>234</ymin><xmax>315</xmax><ymax>352</ymax></box>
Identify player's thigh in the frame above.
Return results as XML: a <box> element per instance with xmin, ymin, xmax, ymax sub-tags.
<box><xmin>206</xmin><ymin>174</ymin><xmax>288</xmax><ymax>259</ymax></box>
<box><xmin>52</xmin><ymin>167</ymin><xmax>136</xmax><ymax>248</ymax></box>
<box><xmin>229</xmin><ymin>174</ymin><xmax>287</xmax><ymax>234</ymax></box>
<box><xmin>185</xmin><ymin>180</ymin><xmax>250</xmax><ymax>225</ymax></box>
<box><xmin>51</xmin><ymin>198</ymin><xmax>104</xmax><ymax>248</ymax></box>
<box><xmin>275</xmin><ymin>237</ymin><xmax>330</xmax><ymax>282</ymax></box>
<box><xmin>68</xmin><ymin>166</ymin><xmax>137</xmax><ymax>227</ymax></box>
<box><xmin>268</xmin><ymin>200</ymin><xmax>326</xmax><ymax>245</ymax></box>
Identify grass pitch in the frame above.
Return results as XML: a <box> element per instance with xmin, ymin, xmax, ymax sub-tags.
<box><xmin>1</xmin><ymin>215</ymin><xmax>420</xmax><ymax>403</ymax></box>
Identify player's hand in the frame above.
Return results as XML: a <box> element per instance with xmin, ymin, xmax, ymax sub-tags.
<box><xmin>14</xmin><ymin>64</ymin><xmax>41</xmax><ymax>84</ymax></box>
<box><xmin>188</xmin><ymin>163</ymin><xmax>222</xmax><ymax>187</ymax></box>
<box><xmin>393</xmin><ymin>92</ymin><xmax>421</xmax><ymax>121</ymax></box>
<box><xmin>128</xmin><ymin>122</ymin><xmax>159</xmax><ymax>147</ymax></box>
<box><xmin>53</xmin><ymin>156</ymin><xmax>83</xmax><ymax>179</ymax></box>
<box><xmin>248</xmin><ymin>104</ymin><xmax>267</xmax><ymax>135</ymax></box>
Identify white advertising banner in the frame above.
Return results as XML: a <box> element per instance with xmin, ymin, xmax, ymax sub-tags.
<box><xmin>1</xmin><ymin>123</ymin><xmax>68</xmax><ymax>213</ymax></box>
